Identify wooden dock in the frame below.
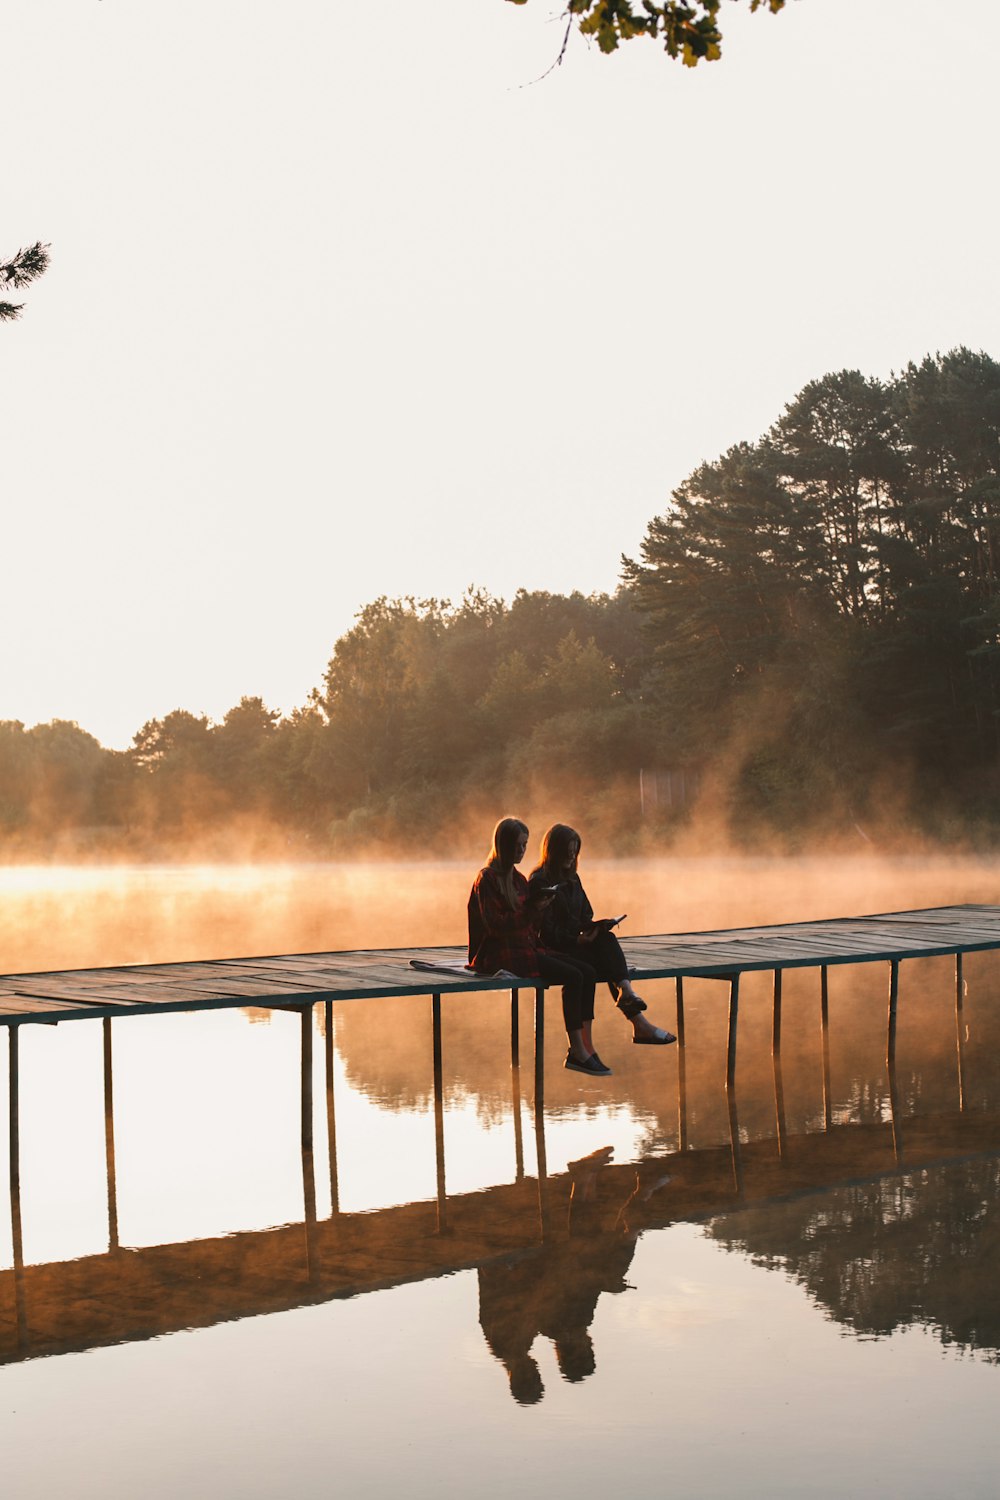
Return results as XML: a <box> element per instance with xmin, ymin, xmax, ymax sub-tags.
<box><xmin>2</xmin><ymin>903</ymin><xmax>999</xmax><ymax>1026</ymax></box>
<box><xmin>1</xmin><ymin>905</ymin><xmax>998</xmax><ymax>1087</ymax></box>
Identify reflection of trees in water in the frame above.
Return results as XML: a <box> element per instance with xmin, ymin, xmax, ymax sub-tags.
<box><xmin>708</xmin><ymin>1158</ymin><xmax>1000</xmax><ymax>1357</ymax></box>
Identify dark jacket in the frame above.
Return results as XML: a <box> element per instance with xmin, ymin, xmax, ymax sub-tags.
<box><xmin>528</xmin><ymin>868</ymin><xmax>593</xmax><ymax>953</ymax></box>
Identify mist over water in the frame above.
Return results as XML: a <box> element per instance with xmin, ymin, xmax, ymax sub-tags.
<box><xmin>1</xmin><ymin>850</ymin><xmax>997</xmax><ymax>971</ymax></box>
<box><xmin>3</xmin><ymin>856</ymin><xmax>1000</xmax><ymax>1499</ymax></box>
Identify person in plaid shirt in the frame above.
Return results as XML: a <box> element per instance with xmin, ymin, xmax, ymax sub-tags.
<box><xmin>467</xmin><ymin>816</ymin><xmax>612</xmax><ymax>1076</ymax></box>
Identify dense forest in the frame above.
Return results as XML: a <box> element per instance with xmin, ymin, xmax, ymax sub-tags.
<box><xmin>3</xmin><ymin>346</ymin><xmax>1000</xmax><ymax>858</ymax></box>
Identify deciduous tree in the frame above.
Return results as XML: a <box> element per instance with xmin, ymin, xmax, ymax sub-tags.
<box><xmin>507</xmin><ymin>0</ymin><xmax>787</xmax><ymax>64</ymax></box>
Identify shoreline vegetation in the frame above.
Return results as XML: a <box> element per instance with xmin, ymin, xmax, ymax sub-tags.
<box><xmin>5</xmin><ymin>347</ymin><xmax>1000</xmax><ymax>864</ymax></box>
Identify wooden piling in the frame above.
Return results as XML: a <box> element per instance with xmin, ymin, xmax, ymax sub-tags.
<box><xmin>102</xmin><ymin>1017</ymin><xmax>119</xmax><ymax>1252</ymax></box>
<box><xmin>955</xmin><ymin>952</ymin><xmax>966</xmax><ymax>1112</ymax></box>
<box><xmin>432</xmin><ymin>993</ymin><xmax>447</xmax><ymax>1231</ymax></box>
<box><xmin>820</xmin><ymin>965</ymin><xmax>832</xmax><ymax>1131</ymax></box>
<box><xmin>324</xmin><ymin>1000</ymin><xmax>339</xmax><ymax>1216</ymax></box>
<box><xmin>726</xmin><ymin>974</ymin><xmax>740</xmax><ymax>1087</ymax></box>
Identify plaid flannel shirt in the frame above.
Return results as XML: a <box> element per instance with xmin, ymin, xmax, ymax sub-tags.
<box><xmin>467</xmin><ymin>865</ymin><xmax>541</xmax><ymax>977</ymax></box>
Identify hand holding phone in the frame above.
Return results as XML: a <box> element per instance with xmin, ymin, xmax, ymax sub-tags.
<box><xmin>528</xmin><ymin>883</ymin><xmax>559</xmax><ymax>906</ymax></box>
<box><xmin>585</xmin><ymin>914</ymin><xmax>627</xmax><ymax>935</ymax></box>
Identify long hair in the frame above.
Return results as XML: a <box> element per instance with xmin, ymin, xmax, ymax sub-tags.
<box><xmin>488</xmin><ymin>816</ymin><xmax>529</xmax><ymax>910</ymax></box>
<box><xmin>539</xmin><ymin>823</ymin><xmax>581</xmax><ymax>877</ymax></box>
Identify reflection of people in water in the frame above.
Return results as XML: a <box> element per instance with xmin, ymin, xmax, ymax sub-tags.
<box><xmin>529</xmin><ymin>823</ymin><xmax>675</xmax><ymax>1046</ymax></box>
<box><xmin>477</xmin><ymin>1148</ymin><xmax>671</xmax><ymax>1404</ymax></box>
<box><xmin>468</xmin><ymin>816</ymin><xmax>612</xmax><ymax>1076</ymax></box>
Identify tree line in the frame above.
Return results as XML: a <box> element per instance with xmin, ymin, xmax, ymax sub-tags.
<box><xmin>625</xmin><ymin>346</ymin><xmax>1000</xmax><ymax>837</ymax></box>
<box><xmin>2</xmin><ymin>346</ymin><xmax>999</xmax><ymax>856</ymax></box>
<box><xmin>0</xmin><ymin>589</ymin><xmax>646</xmax><ymax>855</ymax></box>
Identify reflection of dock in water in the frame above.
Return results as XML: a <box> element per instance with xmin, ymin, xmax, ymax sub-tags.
<box><xmin>4</xmin><ymin>1065</ymin><xmax>1000</xmax><ymax>1366</ymax></box>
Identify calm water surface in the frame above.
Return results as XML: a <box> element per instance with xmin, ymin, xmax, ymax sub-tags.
<box><xmin>2</xmin><ymin>857</ymin><xmax>1000</xmax><ymax>1498</ymax></box>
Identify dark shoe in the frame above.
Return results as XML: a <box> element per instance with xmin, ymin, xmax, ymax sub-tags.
<box><xmin>565</xmin><ymin>1050</ymin><xmax>613</xmax><ymax>1076</ymax></box>
<box><xmin>618</xmin><ymin>995</ymin><xmax>647</xmax><ymax>1020</ymax></box>
<box><xmin>633</xmin><ymin>1028</ymin><xmax>677</xmax><ymax>1046</ymax></box>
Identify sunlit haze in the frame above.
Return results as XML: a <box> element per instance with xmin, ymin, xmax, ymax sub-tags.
<box><xmin>4</xmin><ymin>0</ymin><xmax>999</xmax><ymax>747</ymax></box>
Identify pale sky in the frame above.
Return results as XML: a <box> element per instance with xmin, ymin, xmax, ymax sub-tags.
<box><xmin>4</xmin><ymin>0</ymin><xmax>999</xmax><ymax>749</ymax></box>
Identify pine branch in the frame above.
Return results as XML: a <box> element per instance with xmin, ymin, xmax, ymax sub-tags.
<box><xmin>0</xmin><ymin>241</ymin><xmax>51</xmax><ymax>322</ymax></box>
<box><xmin>1</xmin><ymin>241</ymin><xmax>51</xmax><ymax>290</ymax></box>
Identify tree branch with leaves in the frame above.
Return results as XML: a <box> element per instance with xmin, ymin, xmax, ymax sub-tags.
<box><xmin>1</xmin><ymin>242</ymin><xmax>51</xmax><ymax>323</ymax></box>
<box><xmin>509</xmin><ymin>0</ymin><xmax>786</xmax><ymax>63</ymax></box>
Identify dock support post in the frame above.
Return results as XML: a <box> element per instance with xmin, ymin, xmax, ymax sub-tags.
<box><xmin>8</xmin><ymin>1026</ymin><xmax>26</xmax><ymax>1350</ymax></box>
<box><xmin>324</xmin><ymin>1001</ymin><xmax>339</xmax><ymax>1216</ymax></box>
<box><xmin>432</xmin><ymin>993</ymin><xmax>447</xmax><ymax>1231</ymax></box>
<box><xmin>534</xmin><ymin>987</ymin><xmax>548</xmax><ymax>1235</ymax></box>
<box><xmin>727</xmin><ymin>1083</ymin><xmax>744</xmax><ymax>1197</ymax></box>
<box><xmin>886</xmin><ymin>960</ymin><xmax>899</xmax><ymax>1068</ymax></box>
<box><xmin>820</xmin><ymin>966</ymin><xmax>832</xmax><ymax>1131</ymax></box>
<box><xmin>725</xmin><ymin>974</ymin><xmax>742</xmax><ymax>1189</ymax></box>
<box><xmin>300</xmin><ymin>1006</ymin><xmax>317</xmax><ymax>1271</ymax></box>
<box><xmin>886</xmin><ymin>962</ymin><xmax>901</xmax><ymax>1162</ymax></box>
<box><xmin>770</xmin><ymin>969</ymin><xmax>785</xmax><ymax>1154</ymax></box>
<box><xmin>772</xmin><ymin>1050</ymin><xmax>787</xmax><ymax>1159</ymax></box>
<box><xmin>887</xmin><ymin>1044</ymin><xmax>902</xmax><ymax>1163</ymax></box>
<box><xmin>511</xmin><ymin>987</ymin><xmax>520</xmax><ymax>1066</ymax></box>
<box><xmin>675</xmin><ymin>978</ymin><xmax>688</xmax><ymax>1152</ymax></box>
<box><xmin>955</xmin><ymin>953</ymin><xmax>966</xmax><ymax>1113</ymax></box>
<box><xmin>102</xmin><ymin>1017</ymin><xmax>119</xmax><ymax>1253</ymax></box>
<box><xmin>301</xmin><ymin>1005</ymin><xmax>314</xmax><ymax>1156</ymax></box>
<box><xmin>726</xmin><ymin>974</ymin><xmax>740</xmax><ymax>1088</ymax></box>
<box><xmin>9</xmin><ymin>1030</ymin><xmax>22</xmax><ymax>1256</ymax></box>
<box><xmin>511</xmin><ymin>989</ymin><xmax>524</xmax><ymax>1183</ymax></box>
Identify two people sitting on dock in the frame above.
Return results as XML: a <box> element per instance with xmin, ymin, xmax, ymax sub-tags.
<box><xmin>467</xmin><ymin>817</ymin><xmax>674</xmax><ymax>1077</ymax></box>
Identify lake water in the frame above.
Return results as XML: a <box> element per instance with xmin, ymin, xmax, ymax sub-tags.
<box><xmin>2</xmin><ymin>856</ymin><xmax>1000</xmax><ymax>1498</ymax></box>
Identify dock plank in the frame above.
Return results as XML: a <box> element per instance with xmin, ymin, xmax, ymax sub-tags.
<box><xmin>0</xmin><ymin>996</ymin><xmax>87</xmax><ymax>1016</ymax></box>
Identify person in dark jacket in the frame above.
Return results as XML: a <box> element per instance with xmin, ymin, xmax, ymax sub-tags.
<box><xmin>467</xmin><ymin>816</ymin><xmax>613</xmax><ymax>1075</ymax></box>
<box><xmin>529</xmin><ymin>823</ymin><xmax>675</xmax><ymax>1046</ymax></box>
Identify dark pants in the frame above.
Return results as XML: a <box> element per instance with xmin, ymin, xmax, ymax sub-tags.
<box><xmin>582</xmin><ymin>930</ymin><xmax>629</xmax><ymax>985</ymax></box>
<box><xmin>537</xmin><ymin>952</ymin><xmax>597</xmax><ymax>1034</ymax></box>
<box><xmin>558</xmin><ymin>930</ymin><xmax>641</xmax><ymax>1018</ymax></box>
